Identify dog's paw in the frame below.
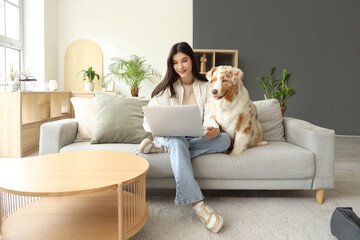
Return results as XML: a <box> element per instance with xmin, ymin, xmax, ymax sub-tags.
<box><xmin>228</xmin><ymin>151</ymin><xmax>242</xmax><ymax>157</ymax></box>
<box><xmin>257</xmin><ymin>141</ymin><xmax>268</xmax><ymax>146</ymax></box>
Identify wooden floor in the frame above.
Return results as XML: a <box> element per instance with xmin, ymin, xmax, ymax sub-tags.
<box><xmin>331</xmin><ymin>136</ymin><xmax>360</xmax><ymax>197</ymax></box>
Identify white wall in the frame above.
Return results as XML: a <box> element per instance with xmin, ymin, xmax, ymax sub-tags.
<box><xmin>24</xmin><ymin>0</ymin><xmax>58</xmax><ymax>90</ymax></box>
<box><xmin>44</xmin><ymin>0</ymin><xmax>58</xmax><ymax>85</ymax></box>
<box><xmin>57</xmin><ymin>0</ymin><xmax>193</xmax><ymax>98</ymax></box>
<box><xmin>23</xmin><ymin>0</ymin><xmax>44</xmax><ymax>87</ymax></box>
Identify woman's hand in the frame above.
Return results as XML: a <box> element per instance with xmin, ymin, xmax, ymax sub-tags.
<box><xmin>202</xmin><ymin>127</ymin><xmax>220</xmax><ymax>139</ymax></box>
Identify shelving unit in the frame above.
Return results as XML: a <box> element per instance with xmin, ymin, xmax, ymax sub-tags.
<box><xmin>193</xmin><ymin>49</ymin><xmax>238</xmax><ymax>74</ymax></box>
<box><xmin>0</xmin><ymin>91</ymin><xmax>71</xmax><ymax>157</ymax></box>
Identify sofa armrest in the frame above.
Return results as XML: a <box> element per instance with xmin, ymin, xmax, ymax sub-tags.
<box><xmin>39</xmin><ymin>119</ymin><xmax>78</xmax><ymax>155</ymax></box>
<box><xmin>283</xmin><ymin>117</ymin><xmax>335</xmax><ymax>189</ymax></box>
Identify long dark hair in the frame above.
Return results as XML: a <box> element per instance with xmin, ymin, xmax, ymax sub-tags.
<box><xmin>151</xmin><ymin>41</ymin><xmax>207</xmax><ymax>98</ymax></box>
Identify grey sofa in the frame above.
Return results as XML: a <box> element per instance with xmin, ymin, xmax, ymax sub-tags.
<box><xmin>39</xmin><ymin>101</ymin><xmax>335</xmax><ymax>205</ymax></box>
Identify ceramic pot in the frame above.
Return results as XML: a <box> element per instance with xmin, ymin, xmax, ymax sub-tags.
<box><xmin>131</xmin><ymin>87</ymin><xmax>139</xmax><ymax>97</ymax></box>
<box><xmin>49</xmin><ymin>80</ymin><xmax>58</xmax><ymax>91</ymax></box>
<box><xmin>7</xmin><ymin>81</ymin><xmax>20</xmax><ymax>92</ymax></box>
<box><xmin>281</xmin><ymin>106</ymin><xmax>287</xmax><ymax>117</ymax></box>
<box><xmin>85</xmin><ymin>82</ymin><xmax>95</xmax><ymax>92</ymax></box>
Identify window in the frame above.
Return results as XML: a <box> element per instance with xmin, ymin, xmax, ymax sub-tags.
<box><xmin>0</xmin><ymin>0</ymin><xmax>22</xmax><ymax>91</ymax></box>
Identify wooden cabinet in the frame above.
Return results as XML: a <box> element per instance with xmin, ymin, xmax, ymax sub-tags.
<box><xmin>0</xmin><ymin>91</ymin><xmax>71</xmax><ymax>158</ymax></box>
<box><xmin>193</xmin><ymin>49</ymin><xmax>238</xmax><ymax>74</ymax></box>
<box><xmin>71</xmin><ymin>91</ymin><xmax>97</xmax><ymax>99</ymax></box>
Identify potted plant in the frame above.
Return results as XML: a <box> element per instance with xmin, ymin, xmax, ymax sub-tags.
<box><xmin>106</xmin><ymin>55</ymin><xmax>161</xmax><ymax>97</ymax></box>
<box><xmin>257</xmin><ymin>67</ymin><xmax>296</xmax><ymax>116</ymax></box>
<box><xmin>8</xmin><ymin>64</ymin><xmax>20</xmax><ymax>92</ymax></box>
<box><xmin>78</xmin><ymin>67</ymin><xmax>100</xmax><ymax>92</ymax></box>
<box><xmin>101</xmin><ymin>81</ymin><xmax>107</xmax><ymax>92</ymax></box>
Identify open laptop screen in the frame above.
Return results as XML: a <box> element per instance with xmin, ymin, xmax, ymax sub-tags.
<box><xmin>142</xmin><ymin>105</ymin><xmax>205</xmax><ymax>136</ymax></box>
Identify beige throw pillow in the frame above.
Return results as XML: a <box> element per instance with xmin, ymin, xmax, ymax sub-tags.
<box><xmin>91</xmin><ymin>92</ymin><xmax>152</xmax><ymax>144</ymax></box>
<box><xmin>70</xmin><ymin>97</ymin><xmax>97</xmax><ymax>142</ymax></box>
<box><xmin>253</xmin><ymin>99</ymin><xmax>285</xmax><ymax>141</ymax></box>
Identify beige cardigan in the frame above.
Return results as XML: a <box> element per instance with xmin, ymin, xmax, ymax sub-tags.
<box><xmin>143</xmin><ymin>78</ymin><xmax>219</xmax><ymax>132</ymax></box>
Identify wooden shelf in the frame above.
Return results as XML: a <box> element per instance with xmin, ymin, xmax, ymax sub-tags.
<box><xmin>0</xmin><ymin>91</ymin><xmax>71</xmax><ymax>157</ymax></box>
<box><xmin>193</xmin><ymin>49</ymin><xmax>238</xmax><ymax>74</ymax></box>
<box><xmin>21</xmin><ymin>120</ymin><xmax>39</xmax><ymax>126</ymax></box>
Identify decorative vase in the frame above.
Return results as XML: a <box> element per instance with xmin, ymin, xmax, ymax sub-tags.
<box><xmin>49</xmin><ymin>80</ymin><xmax>58</xmax><ymax>91</ymax></box>
<box><xmin>281</xmin><ymin>106</ymin><xmax>287</xmax><ymax>117</ymax></box>
<box><xmin>85</xmin><ymin>82</ymin><xmax>95</xmax><ymax>92</ymax></box>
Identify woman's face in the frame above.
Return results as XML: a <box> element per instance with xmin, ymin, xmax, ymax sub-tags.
<box><xmin>172</xmin><ymin>52</ymin><xmax>193</xmax><ymax>79</ymax></box>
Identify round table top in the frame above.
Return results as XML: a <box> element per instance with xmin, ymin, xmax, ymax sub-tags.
<box><xmin>0</xmin><ymin>151</ymin><xmax>149</xmax><ymax>197</ymax></box>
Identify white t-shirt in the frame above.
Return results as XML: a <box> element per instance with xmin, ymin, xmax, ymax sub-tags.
<box><xmin>181</xmin><ymin>83</ymin><xmax>197</xmax><ymax>105</ymax></box>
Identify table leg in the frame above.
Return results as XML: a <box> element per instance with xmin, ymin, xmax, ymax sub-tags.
<box><xmin>117</xmin><ymin>183</ymin><xmax>124</xmax><ymax>240</ymax></box>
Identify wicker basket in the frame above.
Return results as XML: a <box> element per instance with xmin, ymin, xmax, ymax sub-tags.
<box><xmin>19</xmin><ymin>75</ymin><xmax>37</xmax><ymax>92</ymax></box>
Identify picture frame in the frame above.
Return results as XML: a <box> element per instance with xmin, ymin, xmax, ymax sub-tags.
<box><xmin>106</xmin><ymin>81</ymin><xmax>115</xmax><ymax>92</ymax></box>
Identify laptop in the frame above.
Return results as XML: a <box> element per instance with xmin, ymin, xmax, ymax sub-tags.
<box><xmin>142</xmin><ymin>105</ymin><xmax>205</xmax><ymax>136</ymax></box>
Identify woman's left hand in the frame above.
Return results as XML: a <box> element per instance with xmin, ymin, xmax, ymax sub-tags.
<box><xmin>202</xmin><ymin>127</ymin><xmax>220</xmax><ymax>139</ymax></box>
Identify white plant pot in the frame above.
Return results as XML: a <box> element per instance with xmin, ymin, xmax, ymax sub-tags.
<box><xmin>7</xmin><ymin>81</ymin><xmax>20</xmax><ymax>92</ymax></box>
<box><xmin>85</xmin><ymin>82</ymin><xmax>95</xmax><ymax>92</ymax></box>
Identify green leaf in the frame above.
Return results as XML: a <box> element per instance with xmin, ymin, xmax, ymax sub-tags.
<box><xmin>78</xmin><ymin>66</ymin><xmax>100</xmax><ymax>82</ymax></box>
<box><xmin>105</xmin><ymin>54</ymin><xmax>161</xmax><ymax>93</ymax></box>
<box><xmin>257</xmin><ymin>67</ymin><xmax>296</xmax><ymax>105</ymax></box>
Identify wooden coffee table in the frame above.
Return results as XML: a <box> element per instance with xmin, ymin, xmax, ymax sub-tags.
<box><xmin>0</xmin><ymin>151</ymin><xmax>149</xmax><ymax>240</ymax></box>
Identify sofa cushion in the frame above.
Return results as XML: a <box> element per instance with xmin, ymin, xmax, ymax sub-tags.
<box><xmin>60</xmin><ymin>142</ymin><xmax>172</xmax><ymax>178</ymax></box>
<box><xmin>91</xmin><ymin>92</ymin><xmax>152</xmax><ymax>144</ymax></box>
<box><xmin>70</xmin><ymin>97</ymin><xmax>96</xmax><ymax>141</ymax></box>
<box><xmin>60</xmin><ymin>141</ymin><xmax>139</xmax><ymax>154</ymax></box>
<box><xmin>143</xmin><ymin>142</ymin><xmax>314</xmax><ymax>180</ymax></box>
<box><xmin>253</xmin><ymin>99</ymin><xmax>285</xmax><ymax>141</ymax></box>
<box><xmin>191</xmin><ymin>142</ymin><xmax>314</xmax><ymax>180</ymax></box>
<box><xmin>60</xmin><ymin>141</ymin><xmax>314</xmax><ymax>180</ymax></box>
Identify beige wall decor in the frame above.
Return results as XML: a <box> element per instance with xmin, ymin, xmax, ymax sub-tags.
<box><xmin>64</xmin><ymin>39</ymin><xmax>103</xmax><ymax>92</ymax></box>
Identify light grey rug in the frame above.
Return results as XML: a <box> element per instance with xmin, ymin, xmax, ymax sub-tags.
<box><xmin>131</xmin><ymin>195</ymin><xmax>360</xmax><ymax>240</ymax></box>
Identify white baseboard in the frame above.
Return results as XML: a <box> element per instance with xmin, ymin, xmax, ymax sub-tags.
<box><xmin>335</xmin><ymin>135</ymin><xmax>360</xmax><ymax>138</ymax></box>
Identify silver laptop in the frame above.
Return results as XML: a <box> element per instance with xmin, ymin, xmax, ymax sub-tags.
<box><xmin>142</xmin><ymin>105</ymin><xmax>205</xmax><ymax>136</ymax></box>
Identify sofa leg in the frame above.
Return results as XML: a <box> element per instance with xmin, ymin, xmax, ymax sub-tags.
<box><xmin>316</xmin><ymin>189</ymin><xmax>324</xmax><ymax>204</ymax></box>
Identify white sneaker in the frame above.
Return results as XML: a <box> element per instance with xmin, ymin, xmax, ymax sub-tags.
<box><xmin>138</xmin><ymin>138</ymin><xmax>165</xmax><ymax>154</ymax></box>
<box><xmin>194</xmin><ymin>202</ymin><xmax>224</xmax><ymax>233</ymax></box>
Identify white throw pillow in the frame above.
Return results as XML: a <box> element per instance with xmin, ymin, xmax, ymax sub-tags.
<box><xmin>70</xmin><ymin>97</ymin><xmax>96</xmax><ymax>141</ymax></box>
<box><xmin>253</xmin><ymin>99</ymin><xmax>285</xmax><ymax>141</ymax></box>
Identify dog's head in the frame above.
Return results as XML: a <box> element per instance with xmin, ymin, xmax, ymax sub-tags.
<box><xmin>206</xmin><ymin>66</ymin><xmax>244</xmax><ymax>101</ymax></box>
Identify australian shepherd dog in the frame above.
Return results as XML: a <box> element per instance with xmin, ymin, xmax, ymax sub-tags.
<box><xmin>206</xmin><ymin>66</ymin><xmax>267</xmax><ymax>156</ymax></box>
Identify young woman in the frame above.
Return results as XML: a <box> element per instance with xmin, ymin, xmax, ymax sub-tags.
<box><xmin>139</xmin><ymin>42</ymin><xmax>230</xmax><ymax>233</ymax></box>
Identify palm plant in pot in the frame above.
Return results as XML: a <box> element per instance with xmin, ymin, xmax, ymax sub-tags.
<box><xmin>78</xmin><ymin>67</ymin><xmax>100</xmax><ymax>92</ymax></box>
<box><xmin>106</xmin><ymin>55</ymin><xmax>161</xmax><ymax>97</ymax></box>
<box><xmin>257</xmin><ymin>67</ymin><xmax>296</xmax><ymax>116</ymax></box>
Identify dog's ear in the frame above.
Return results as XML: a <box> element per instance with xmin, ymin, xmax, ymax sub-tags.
<box><xmin>206</xmin><ymin>67</ymin><xmax>218</xmax><ymax>81</ymax></box>
<box><xmin>230</xmin><ymin>67</ymin><xmax>244</xmax><ymax>84</ymax></box>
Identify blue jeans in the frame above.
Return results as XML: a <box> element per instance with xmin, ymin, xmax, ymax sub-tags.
<box><xmin>155</xmin><ymin>133</ymin><xmax>231</xmax><ymax>205</ymax></box>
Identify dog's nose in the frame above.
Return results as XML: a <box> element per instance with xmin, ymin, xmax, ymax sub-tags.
<box><xmin>212</xmin><ymin>89</ymin><xmax>218</xmax><ymax>95</ymax></box>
